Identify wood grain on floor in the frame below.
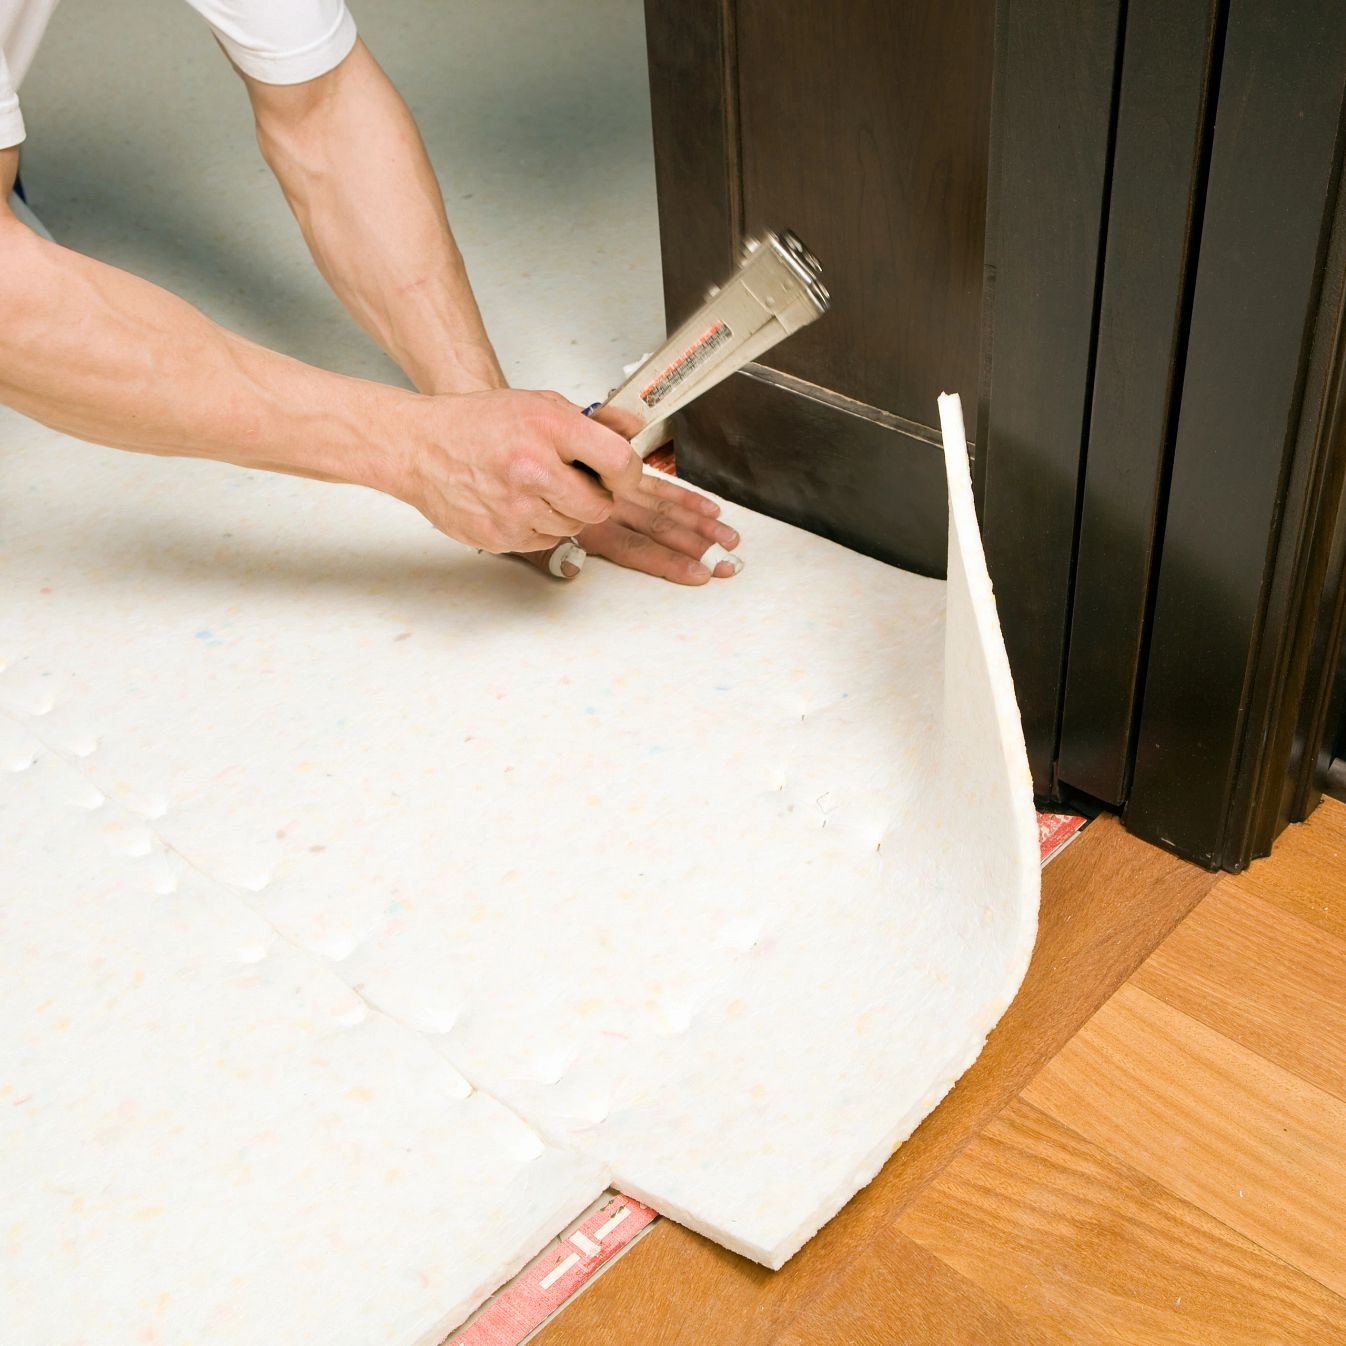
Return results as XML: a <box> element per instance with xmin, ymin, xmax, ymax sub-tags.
<box><xmin>1223</xmin><ymin>801</ymin><xmax>1346</xmax><ymax>942</ymax></box>
<box><xmin>1129</xmin><ymin>886</ymin><xmax>1346</xmax><ymax>1103</ymax></box>
<box><xmin>901</xmin><ymin>1099</ymin><xmax>1346</xmax><ymax>1346</ymax></box>
<box><xmin>1021</xmin><ymin>986</ymin><xmax>1346</xmax><ymax>1298</ymax></box>
<box><xmin>538</xmin><ymin>802</ymin><xmax>1346</xmax><ymax>1345</ymax></box>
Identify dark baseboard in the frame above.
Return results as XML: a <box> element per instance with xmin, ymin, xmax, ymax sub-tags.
<box><xmin>673</xmin><ymin>364</ymin><xmax>950</xmax><ymax>578</ymax></box>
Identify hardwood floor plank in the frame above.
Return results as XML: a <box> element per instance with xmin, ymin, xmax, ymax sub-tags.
<box><xmin>1132</xmin><ymin>884</ymin><xmax>1346</xmax><ymax>1102</ymax></box>
<box><xmin>775</xmin><ymin>1226</ymin><xmax>1053</xmax><ymax>1346</ymax></box>
<box><xmin>900</xmin><ymin>1099</ymin><xmax>1346</xmax><ymax>1346</ymax></box>
<box><xmin>537</xmin><ymin>1226</ymin><xmax>772</xmax><ymax>1346</ymax></box>
<box><xmin>1022</xmin><ymin>984</ymin><xmax>1346</xmax><ymax>1296</ymax></box>
<box><xmin>1225</xmin><ymin>798</ymin><xmax>1346</xmax><ymax>941</ymax></box>
<box><xmin>538</xmin><ymin>819</ymin><xmax>1219</xmax><ymax>1345</ymax></box>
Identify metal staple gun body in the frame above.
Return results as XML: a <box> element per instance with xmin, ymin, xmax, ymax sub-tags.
<box><xmin>597</xmin><ymin>229</ymin><xmax>831</xmax><ymax>456</ymax></box>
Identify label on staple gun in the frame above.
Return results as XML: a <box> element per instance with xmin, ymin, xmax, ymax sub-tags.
<box><xmin>639</xmin><ymin>321</ymin><xmax>734</xmax><ymax>408</ymax></box>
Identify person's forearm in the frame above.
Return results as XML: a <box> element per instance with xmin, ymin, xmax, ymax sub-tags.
<box><xmin>0</xmin><ymin>183</ymin><xmax>639</xmax><ymax>558</ymax></box>
<box><xmin>0</xmin><ymin>211</ymin><xmax>412</xmax><ymax>492</ymax></box>
<box><xmin>245</xmin><ymin>40</ymin><xmax>506</xmax><ymax>398</ymax></box>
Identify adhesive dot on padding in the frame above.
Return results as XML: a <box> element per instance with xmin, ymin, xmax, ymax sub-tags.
<box><xmin>330</xmin><ymin>1002</ymin><xmax>369</xmax><ymax>1027</ymax></box>
<box><xmin>654</xmin><ymin>1002</ymin><xmax>692</xmax><ymax>1035</ymax></box>
<box><xmin>533</xmin><ymin>1049</ymin><xmax>572</xmax><ymax>1085</ymax></box>
<box><xmin>512</xmin><ymin>1130</ymin><xmax>546</xmax><ymax>1163</ymax></box>
<box><xmin>316</xmin><ymin>933</ymin><xmax>362</xmax><ymax>962</ymax></box>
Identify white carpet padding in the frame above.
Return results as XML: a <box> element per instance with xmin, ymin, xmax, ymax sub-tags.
<box><xmin>1</xmin><ymin>392</ymin><xmax>1037</xmax><ymax>1340</ymax></box>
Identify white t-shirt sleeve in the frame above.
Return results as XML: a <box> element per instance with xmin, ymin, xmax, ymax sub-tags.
<box><xmin>0</xmin><ymin>45</ymin><xmax>24</xmax><ymax>147</ymax></box>
<box><xmin>185</xmin><ymin>1</ymin><xmax>358</xmax><ymax>85</ymax></box>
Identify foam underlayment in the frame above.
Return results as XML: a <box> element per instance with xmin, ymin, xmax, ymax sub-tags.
<box><xmin>1</xmin><ymin>394</ymin><xmax>1038</xmax><ymax>1342</ymax></box>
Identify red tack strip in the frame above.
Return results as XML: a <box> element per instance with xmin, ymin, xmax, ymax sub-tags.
<box><xmin>643</xmin><ymin>444</ymin><xmax>677</xmax><ymax>475</ymax></box>
<box><xmin>451</xmin><ymin>1195</ymin><xmax>658</xmax><ymax>1346</ymax></box>
<box><xmin>1038</xmin><ymin>811</ymin><xmax>1087</xmax><ymax>864</ymax></box>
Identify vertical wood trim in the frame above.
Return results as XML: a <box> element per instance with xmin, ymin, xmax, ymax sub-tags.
<box><xmin>1126</xmin><ymin>0</ymin><xmax>1346</xmax><ymax>867</ymax></box>
<box><xmin>1304</xmin><ymin>403</ymin><xmax>1346</xmax><ymax>808</ymax></box>
<box><xmin>1055</xmin><ymin>0</ymin><xmax>1225</xmax><ymax>806</ymax></box>
<box><xmin>1251</xmin><ymin>176</ymin><xmax>1346</xmax><ymax>834</ymax></box>
<box><xmin>977</xmin><ymin>0</ymin><xmax>1125</xmax><ymax>793</ymax></box>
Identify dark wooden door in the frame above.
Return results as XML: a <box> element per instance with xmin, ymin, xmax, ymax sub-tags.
<box><xmin>645</xmin><ymin>0</ymin><xmax>1346</xmax><ymax>871</ymax></box>
<box><xmin>971</xmin><ymin>0</ymin><xmax>1346</xmax><ymax>867</ymax></box>
<box><xmin>644</xmin><ymin>0</ymin><xmax>994</xmax><ymax>577</ymax></box>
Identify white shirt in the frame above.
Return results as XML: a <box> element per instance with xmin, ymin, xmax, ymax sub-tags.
<box><xmin>1</xmin><ymin>0</ymin><xmax>358</xmax><ymax>149</ymax></box>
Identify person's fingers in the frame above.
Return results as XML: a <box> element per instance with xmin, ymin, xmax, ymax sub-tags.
<box><xmin>555</xmin><ymin>411</ymin><xmax>643</xmax><ymax>493</ymax></box>
<box><xmin>580</xmin><ymin>521</ymin><xmax>714</xmax><ymax>585</ymax></box>
<box><xmin>609</xmin><ymin>504</ymin><xmax>724</xmax><ymax>560</ymax></box>
<box><xmin>697</xmin><ymin>543</ymin><xmax>744</xmax><ymax>578</ymax></box>
<box><xmin>634</xmin><ymin>470</ymin><xmax>723</xmax><ymax>519</ymax></box>
<box><xmin>517</xmin><ymin>529</ymin><xmax>571</xmax><ymax>553</ymax></box>
<box><xmin>515</xmin><ymin>541</ymin><xmax>585</xmax><ymax>580</ymax></box>
<box><xmin>589</xmin><ymin>404</ymin><xmax>644</xmax><ymax>440</ymax></box>
<box><xmin>543</xmin><ymin>471</ymin><xmax>613</xmax><ymax>526</ymax></box>
<box><xmin>535</xmin><ymin>502</ymin><xmax>587</xmax><ymax>537</ymax></box>
<box><xmin>611</xmin><ymin>494</ymin><xmax>740</xmax><ymax>554</ymax></box>
<box><xmin>500</xmin><ymin>405</ymin><xmax>614</xmax><ymax>524</ymax></box>
<box><xmin>542</xmin><ymin>462</ymin><xmax>626</xmax><ymax>525</ymax></box>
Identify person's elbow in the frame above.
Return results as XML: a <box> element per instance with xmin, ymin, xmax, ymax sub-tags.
<box><xmin>0</xmin><ymin>208</ymin><xmax>52</xmax><ymax>404</ymax></box>
<box><xmin>0</xmin><ymin>142</ymin><xmax>18</xmax><ymax>200</ymax></box>
<box><xmin>242</xmin><ymin>42</ymin><xmax>365</xmax><ymax>178</ymax></box>
<box><xmin>0</xmin><ymin>151</ymin><xmax>44</xmax><ymax>308</ymax></box>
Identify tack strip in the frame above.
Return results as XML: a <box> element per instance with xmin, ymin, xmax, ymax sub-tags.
<box><xmin>449</xmin><ymin>1194</ymin><xmax>658</xmax><ymax>1346</ymax></box>
<box><xmin>1037</xmin><ymin>811</ymin><xmax>1088</xmax><ymax>864</ymax></box>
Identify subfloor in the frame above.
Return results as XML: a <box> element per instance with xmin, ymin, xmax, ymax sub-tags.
<box><xmin>536</xmin><ymin>802</ymin><xmax>1346</xmax><ymax>1345</ymax></box>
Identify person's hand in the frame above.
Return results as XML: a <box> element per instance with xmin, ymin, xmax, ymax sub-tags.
<box><xmin>514</xmin><ymin>405</ymin><xmax>743</xmax><ymax>585</ymax></box>
<box><xmin>567</xmin><ymin>473</ymin><xmax>742</xmax><ymax>583</ymax></box>
<box><xmin>388</xmin><ymin>389</ymin><xmax>642</xmax><ymax>552</ymax></box>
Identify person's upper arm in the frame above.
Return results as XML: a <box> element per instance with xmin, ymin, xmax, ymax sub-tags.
<box><xmin>183</xmin><ymin>0</ymin><xmax>358</xmax><ymax>85</ymax></box>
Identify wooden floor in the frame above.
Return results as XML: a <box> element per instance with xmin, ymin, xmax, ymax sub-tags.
<box><xmin>538</xmin><ymin>801</ymin><xmax>1346</xmax><ymax>1345</ymax></box>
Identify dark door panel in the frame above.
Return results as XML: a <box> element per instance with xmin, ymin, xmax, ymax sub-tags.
<box><xmin>644</xmin><ymin>0</ymin><xmax>992</xmax><ymax>573</ymax></box>
<box><xmin>734</xmin><ymin>0</ymin><xmax>992</xmax><ymax>428</ymax></box>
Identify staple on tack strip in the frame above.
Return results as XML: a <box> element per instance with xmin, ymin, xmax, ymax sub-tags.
<box><xmin>593</xmin><ymin>1206</ymin><xmax>631</xmax><ymax>1241</ymax></box>
<box><xmin>538</xmin><ymin>1253</ymin><xmax>579</xmax><ymax>1290</ymax></box>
